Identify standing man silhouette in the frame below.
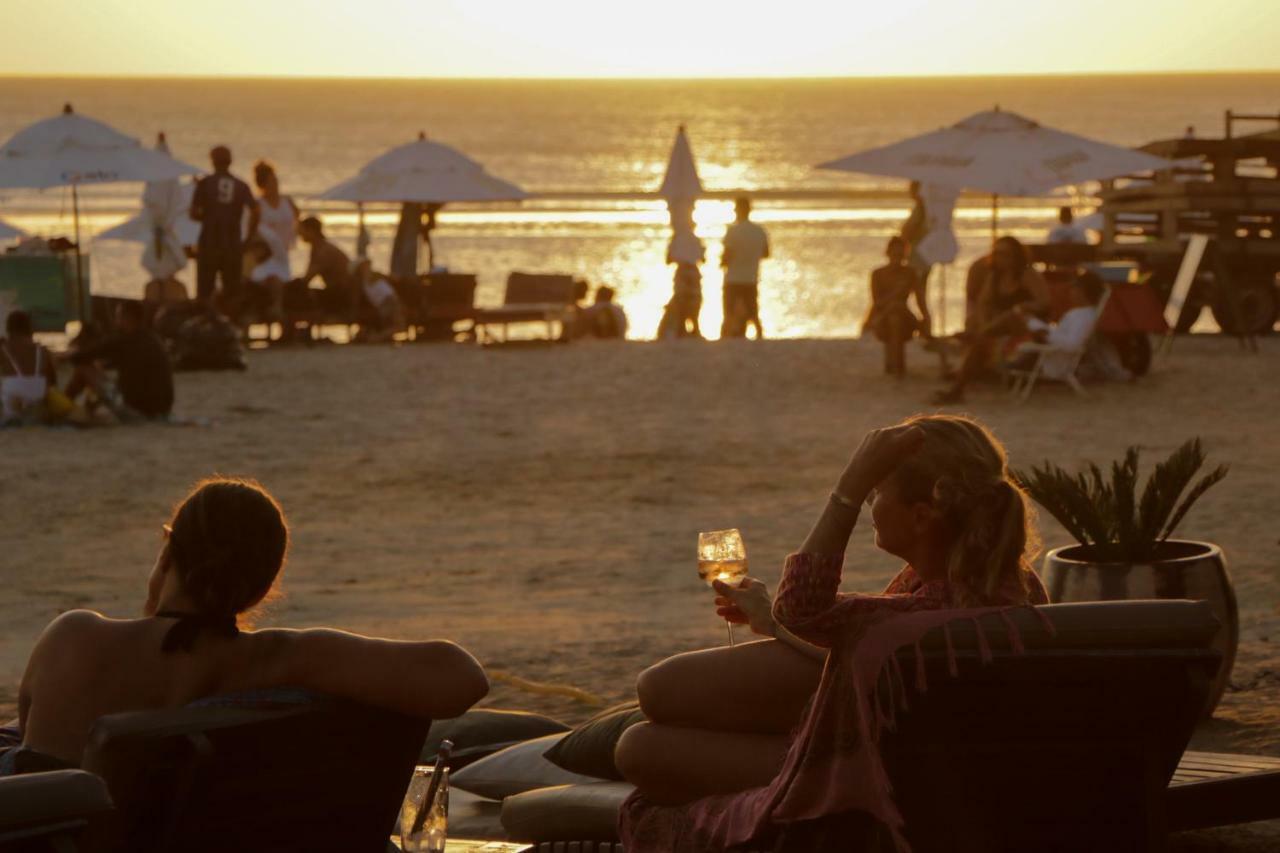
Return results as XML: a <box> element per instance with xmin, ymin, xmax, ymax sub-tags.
<box><xmin>190</xmin><ymin>146</ymin><xmax>259</xmax><ymax>320</ymax></box>
<box><xmin>720</xmin><ymin>197</ymin><xmax>770</xmax><ymax>339</ymax></box>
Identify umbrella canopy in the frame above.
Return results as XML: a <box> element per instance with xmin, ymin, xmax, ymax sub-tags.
<box><xmin>0</xmin><ymin>105</ymin><xmax>198</xmax><ymax>189</ymax></box>
<box><xmin>818</xmin><ymin>108</ymin><xmax>1176</xmax><ymax>197</ymax></box>
<box><xmin>0</xmin><ymin>217</ymin><xmax>27</xmax><ymax>241</ymax></box>
<box><xmin>319</xmin><ymin>134</ymin><xmax>526</xmax><ymax>204</ymax></box>
<box><xmin>658</xmin><ymin>125</ymin><xmax>704</xmax><ymax>202</ymax></box>
<box><xmin>99</xmin><ymin>134</ymin><xmax>199</xmax><ymax>279</ymax></box>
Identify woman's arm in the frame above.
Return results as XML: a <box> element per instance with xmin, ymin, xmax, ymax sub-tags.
<box><xmin>252</xmin><ymin>629</ymin><xmax>489</xmax><ymax>721</ymax></box>
<box><xmin>772</xmin><ymin>427</ymin><xmax>926</xmax><ymax>645</ymax></box>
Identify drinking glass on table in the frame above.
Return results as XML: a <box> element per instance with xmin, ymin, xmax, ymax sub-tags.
<box><xmin>698</xmin><ymin>528</ymin><xmax>748</xmax><ymax>647</ymax></box>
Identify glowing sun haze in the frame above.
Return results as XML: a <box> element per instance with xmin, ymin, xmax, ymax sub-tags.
<box><xmin>2</xmin><ymin>0</ymin><xmax>1276</xmax><ymax>78</ymax></box>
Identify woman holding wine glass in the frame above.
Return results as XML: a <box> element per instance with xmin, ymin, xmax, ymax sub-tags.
<box><xmin>616</xmin><ymin>414</ymin><xmax>1049</xmax><ymax>808</ymax></box>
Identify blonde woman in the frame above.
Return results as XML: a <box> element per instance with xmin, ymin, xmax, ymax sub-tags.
<box><xmin>617</xmin><ymin>415</ymin><xmax>1048</xmax><ymax>806</ymax></box>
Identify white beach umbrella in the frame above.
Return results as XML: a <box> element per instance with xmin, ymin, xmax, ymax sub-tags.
<box><xmin>818</xmin><ymin>108</ymin><xmax>1177</xmax><ymax>234</ymax></box>
<box><xmin>98</xmin><ymin>133</ymin><xmax>199</xmax><ymax>279</ymax></box>
<box><xmin>319</xmin><ymin>132</ymin><xmax>525</xmax><ymax>271</ymax></box>
<box><xmin>0</xmin><ymin>105</ymin><xmax>199</xmax><ymax>308</ymax></box>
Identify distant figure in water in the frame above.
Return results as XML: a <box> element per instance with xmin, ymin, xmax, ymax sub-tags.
<box><xmin>863</xmin><ymin>236</ymin><xmax>929</xmax><ymax>378</ymax></box>
<box><xmin>5</xmin><ymin>477</ymin><xmax>488</xmax><ymax>770</ymax></box>
<box><xmin>659</xmin><ymin>229</ymin><xmax>706</xmax><ymax>339</ymax></box>
<box><xmin>190</xmin><ymin>146</ymin><xmax>259</xmax><ymax>321</ymax></box>
<box><xmin>720</xmin><ymin>197</ymin><xmax>770</xmax><ymax>339</ymax></box>
<box><xmin>1047</xmin><ymin>207</ymin><xmax>1088</xmax><ymax>245</ymax></box>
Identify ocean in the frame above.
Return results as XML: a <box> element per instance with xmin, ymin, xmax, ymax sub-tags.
<box><xmin>2</xmin><ymin>74</ymin><xmax>1277</xmax><ymax>337</ymax></box>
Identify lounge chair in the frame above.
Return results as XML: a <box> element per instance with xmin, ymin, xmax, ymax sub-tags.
<box><xmin>501</xmin><ymin>600</ymin><xmax>1280</xmax><ymax>852</ymax></box>
<box><xmin>0</xmin><ymin>694</ymin><xmax>429</xmax><ymax>853</ymax></box>
<box><xmin>471</xmin><ymin>274</ymin><xmax>582</xmax><ymax>343</ymax></box>
<box><xmin>416</xmin><ymin>273</ymin><xmax>478</xmax><ymax>341</ymax></box>
<box><xmin>1004</xmin><ymin>286</ymin><xmax>1111</xmax><ymax>400</ymax></box>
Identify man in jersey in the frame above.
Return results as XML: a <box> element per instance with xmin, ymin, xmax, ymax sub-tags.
<box><xmin>190</xmin><ymin>146</ymin><xmax>259</xmax><ymax>321</ymax></box>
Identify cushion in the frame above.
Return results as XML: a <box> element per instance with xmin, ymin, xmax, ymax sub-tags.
<box><xmin>542</xmin><ymin>702</ymin><xmax>646</xmax><ymax>781</ymax></box>
<box><xmin>451</xmin><ymin>734</ymin><xmax>602</xmax><ymax>800</ymax></box>
<box><xmin>500</xmin><ymin>781</ymin><xmax>635</xmax><ymax>843</ymax></box>
<box><xmin>443</xmin><ymin>788</ymin><xmax>507</xmax><ymax>840</ymax></box>
<box><xmin>419</xmin><ymin>709</ymin><xmax>570</xmax><ymax>769</ymax></box>
<box><xmin>0</xmin><ymin>769</ymin><xmax>113</xmax><ymax>827</ymax></box>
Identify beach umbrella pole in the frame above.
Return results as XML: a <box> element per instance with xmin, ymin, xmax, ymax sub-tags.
<box><xmin>72</xmin><ymin>183</ymin><xmax>89</xmax><ymax>323</ymax></box>
<box><xmin>991</xmin><ymin>193</ymin><xmax>999</xmax><ymax>243</ymax></box>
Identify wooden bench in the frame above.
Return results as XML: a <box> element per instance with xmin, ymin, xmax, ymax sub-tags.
<box><xmin>471</xmin><ymin>273</ymin><xmax>584</xmax><ymax>343</ymax></box>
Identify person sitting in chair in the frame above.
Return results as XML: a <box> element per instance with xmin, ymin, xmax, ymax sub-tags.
<box><xmin>6</xmin><ymin>476</ymin><xmax>489</xmax><ymax>771</ymax></box>
<box><xmin>933</xmin><ymin>236</ymin><xmax>1049</xmax><ymax>403</ymax></box>
<box><xmin>1007</xmin><ymin>270</ymin><xmax>1108</xmax><ymax>382</ymax></box>
<box><xmin>295</xmin><ymin>216</ymin><xmax>356</xmax><ymax>319</ymax></box>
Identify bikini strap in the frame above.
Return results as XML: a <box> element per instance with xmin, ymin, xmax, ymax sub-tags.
<box><xmin>154</xmin><ymin>609</ymin><xmax>240</xmax><ymax>653</ymax></box>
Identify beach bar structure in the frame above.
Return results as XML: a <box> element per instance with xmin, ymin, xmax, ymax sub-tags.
<box><xmin>1096</xmin><ymin>111</ymin><xmax>1280</xmax><ymax>334</ymax></box>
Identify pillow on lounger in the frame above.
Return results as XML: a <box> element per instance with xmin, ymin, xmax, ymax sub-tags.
<box><xmin>451</xmin><ymin>734</ymin><xmax>602</xmax><ymax>799</ymax></box>
<box><xmin>420</xmin><ymin>709</ymin><xmax>570</xmax><ymax>769</ymax></box>
<box><xmin>542</xmin><ymin>701</ymin><xmax>646</xmax><ymax>781</ymax></box>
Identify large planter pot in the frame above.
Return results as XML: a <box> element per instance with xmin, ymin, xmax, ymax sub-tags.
<box><xmin>1044</xmin><ymin>539</ymin><xmax>1238</xmax><ymax>717</ymax></box>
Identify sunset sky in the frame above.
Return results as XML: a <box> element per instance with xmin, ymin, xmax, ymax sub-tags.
<box><xmin>3</xmin><ymin>0</ymin><xmax>1277</xmax><ymax>78</ymax></box>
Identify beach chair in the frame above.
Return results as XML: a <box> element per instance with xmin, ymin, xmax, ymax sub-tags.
<box><xmin>1004</xmin><ymin>287</ymin><xmax>1111</xmax><ymax>401</ymax></box>
<box><xmin>0</xmin><ymin>694</ymin><xmax>429</xmax><ymax>853</ymax></box>
<box><xmin>500</xmin><ymin>601</ymin><xmax>1280</xmax><ymax>852</ymax></box>
<box><xmin>0</xmin><ymin>769</ymin><xmax>112</xmax><ymax>852</ymax></box>
<box><xmin>471</xmin><ymin>274</ymin><xmax>582</xmax><ymax>344</ymax></box>
<box><xmin>417</xmin><ymin>273</ymin><xmax>478</xmax><ymax>341</ymax></box>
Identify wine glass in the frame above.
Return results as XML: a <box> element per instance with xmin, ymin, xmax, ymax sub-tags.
<box><xmin>698</xmin><ymin>528</ymin><xmax>748</xmax><ymax>647</ymax></box>
<box><xmin>399</xmin><ymin>766</ymin><xmax>449</xmax><ymax>853</ymax></box>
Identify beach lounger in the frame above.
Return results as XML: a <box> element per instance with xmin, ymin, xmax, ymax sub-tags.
<box><xmin>471</xmin><ymin>274</ymin><xmax>582</xmax><ymax>344</ymax></box>
<box><xmin>0</xmin><ymin>693</ymin><xmax>429</xmax><ymax>853</ymax></box>
<box><xmin>1005</xmin><ymin>287</ymin><xmax>1111</xmax><ymax>400</ymax></box>
<box><xmin>499</xmin><ymin>601</ymin><xmax>1280</xmax><ymax>852</ymax></box>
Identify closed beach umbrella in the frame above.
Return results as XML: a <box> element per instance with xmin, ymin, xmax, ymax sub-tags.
<box><xmin>659</xmin><ymin>124</ymin><xmax>704</xmax><ymax>204</ymax></box>
<box><xmin>658</xmin><ymin>125</ymin><xmax>704</xmax><ymax>282</ymax></box>
<box><xmin>98</xmin><ymin>133</ymin><xmax>199</xmax><ymax>280</ymax></box>
<box><xmin>818</xmin><ymin>107</ymin><xmax>1177</xmax><ymax>234</ymax></box>
<box><xmin>320</xmin><ymin>132</ymin><xmax>526</xmax><ymax>273</ymax></box>
<box><xmin>0</xmin><ymin>105</ymin><xmax>199</xmax><ymax>311</ymax></box>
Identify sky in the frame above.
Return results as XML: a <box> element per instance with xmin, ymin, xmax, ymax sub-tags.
<box><xmin>2</xmin><ymin>0</ymin><xmax>1277</xmax><ymax>78</ymax></box>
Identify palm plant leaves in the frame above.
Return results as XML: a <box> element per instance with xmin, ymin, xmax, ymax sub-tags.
<box><xmin>1014</xmin><ymin>438</ymin><xmax>1228</xmax><ymax>562</ymax></box>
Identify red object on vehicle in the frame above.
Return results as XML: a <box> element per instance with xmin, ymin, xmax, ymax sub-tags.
<box><xmin>1046</xmin><ymin>278</ymin><xmax>1167</xmax><ymax>334</ymax></box>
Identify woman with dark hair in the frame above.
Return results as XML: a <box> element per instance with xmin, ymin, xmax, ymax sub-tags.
<box><xmin>10</xmin><ymin>477</ymin><xmax>488</xmax><ymax>768</ymax></box>
<box><xmin>934</xmin><ymin>235</ymin><xmax>1049</xmax><ymax>403</ymax></box>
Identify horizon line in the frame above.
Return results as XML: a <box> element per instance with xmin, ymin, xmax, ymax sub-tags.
<box><xmin>2</xmin><ymin>68</ymin><xmax>1280</xmax><ymax>83</ymax></box>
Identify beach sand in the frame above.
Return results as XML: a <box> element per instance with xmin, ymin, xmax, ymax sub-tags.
<box><xmin>2</xmin><ymin>335</ymin><xmax>1277</xmax><ymax>848</ymax></box>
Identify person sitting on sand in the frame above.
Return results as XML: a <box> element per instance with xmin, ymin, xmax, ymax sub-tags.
<box><xmin>863</xmin><ymin>236</ymin><xmax>930</xmax><ymax>378</ymax></box>
<box><xmin>933</xmin><ymin>236</ymin><xmax>1049</xmax><ymax>403</ymax></box>
<box><xmin>580</xmin><ymin>286</ymin><xmax>628</xmax><ymax>339</ymax></box>
<box><xmin>6</xmin><ymin>477</ymin><xmax>488</xmax><ymax>771</ymax></box>
<box><xmin>66</xmin><ymin>300</ymin><xmax>174</xmax><ymax>422</ymax></box>
<box><xmin>1</xmin><ymin>310</ymin><xmax>59</xmax><ymax>425</ymax></box>
<box><xmin>615</xmin><ymin>415</ymin><xmax>1048</xmax><ymax>812</ymax></box>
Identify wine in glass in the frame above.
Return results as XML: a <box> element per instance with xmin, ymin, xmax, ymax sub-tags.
<box><xmin>697</xmin><ymin>528</ymin><xmax>748</xmax><ymax>646</ymax></box>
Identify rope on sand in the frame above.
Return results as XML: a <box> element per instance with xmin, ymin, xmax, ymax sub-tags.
<box><xmin>487</xmin><ymin>670</ymin><xmax>607</xmax><ymax>707</ymax></box>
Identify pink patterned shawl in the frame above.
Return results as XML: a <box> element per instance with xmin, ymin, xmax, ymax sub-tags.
<box><xmin>619</xmin><ymin>554</ymin><xmax>1051</xmax><ymax>853</ymax></box>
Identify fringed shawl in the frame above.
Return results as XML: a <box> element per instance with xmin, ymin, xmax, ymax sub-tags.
<box><xmin>619</xmin><ymin>554</ymin><xmax>1052</xmax><ymax>853</ymax></box>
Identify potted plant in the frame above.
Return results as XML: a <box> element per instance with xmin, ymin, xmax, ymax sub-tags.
<box><xmin>1015</xmin><ymin>438</ymin><xmax>1235</xmax><ymax>716</ymax></box>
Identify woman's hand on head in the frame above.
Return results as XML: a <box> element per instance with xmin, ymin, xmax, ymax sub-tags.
<box><xmin>839</xmin><ymin>425</ymin><xmax>926</xmax><ymax>500</ymax></box>
<box><xmin>712</xmin><ymin>577</ymin><xmax>775</xmax><ymax>638</ymax></box>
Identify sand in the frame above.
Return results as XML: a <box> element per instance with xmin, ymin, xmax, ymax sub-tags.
<box><xmin>2</xmin><ymin>334</ymin><xmax>1278</xmax><ymax>847</ymax></box>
